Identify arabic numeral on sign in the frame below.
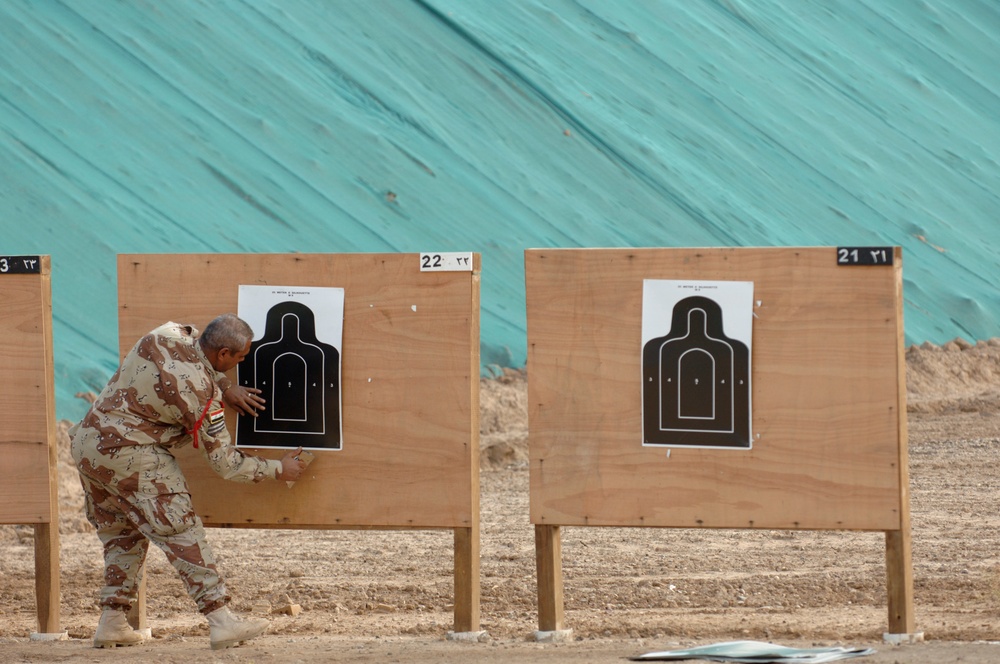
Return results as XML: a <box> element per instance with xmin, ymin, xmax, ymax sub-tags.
<box><xmin>0</xmin><ymin>255</ymin><xmax>42</xmax><ymax>274</ymax></box>
<box><xmin>836</xmin><ymin>247</ymin><xmax>893</xmax><ymax>266</ymax></box>
<box><xmin>419</xmin><ymin>251</ymin><xmax>474</xmax><ymax>272</ymax></box>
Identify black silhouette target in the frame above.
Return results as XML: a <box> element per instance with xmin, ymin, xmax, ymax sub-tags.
<box><xmin>237</xmin><ymin>300</ymin><xmax>342</xmax><ymax>449</ymax></box>
<box><xmin>642</xmin><ymin>295</ymin><xmax>750</xmax><ymax>449</ymax></box>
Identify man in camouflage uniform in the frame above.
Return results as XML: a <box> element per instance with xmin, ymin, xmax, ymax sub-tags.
<box><xmin>70</xmin><ymin>314</ymin><xmax>306</xmax><ymax>649</ymax></box>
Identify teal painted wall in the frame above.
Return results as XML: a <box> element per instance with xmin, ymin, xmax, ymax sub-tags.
<box><xmin>2</xmin><ymin>0</ymin><xmax>998</xmax><ymax>420</ymax></box>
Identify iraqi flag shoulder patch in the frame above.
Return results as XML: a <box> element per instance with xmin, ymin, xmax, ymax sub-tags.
<box><xmin>206</xmin><ymin>408</ymin><xmax>227</xmax><ymax>436</ymax></box>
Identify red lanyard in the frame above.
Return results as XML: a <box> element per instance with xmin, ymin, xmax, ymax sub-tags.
<box><xmin>187</xmin><ymin>397</ymin><xmax>214</xmax><ymax>449</ymax></box>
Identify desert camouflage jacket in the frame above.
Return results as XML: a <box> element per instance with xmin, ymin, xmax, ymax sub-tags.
<box><xmin>70</xmin><ymin>322</ymin><xmax>281</xmax><ymax>483</ymax></box>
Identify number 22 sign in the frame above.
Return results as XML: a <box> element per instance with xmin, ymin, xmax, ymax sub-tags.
<box><xmin>419</xmin><ymin>252</ymin><xmax>473</xmax><ymax>272</ymax></box>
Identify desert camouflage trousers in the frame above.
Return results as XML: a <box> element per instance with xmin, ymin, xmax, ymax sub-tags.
<box><xmin>72</xmin><ymin>433</ymin><xmax>230</xmax><ymax>615</ymax></box>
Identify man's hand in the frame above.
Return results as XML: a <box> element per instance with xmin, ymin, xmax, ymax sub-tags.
<box><xmin>277</xmin><ymin>447</ymin><xmax>307</xmax><ymax>482</ymax></box>
<box><xmin>222</xmin><ymin>385</ymin><xmax>266</xmax><ymax>417</ymax></box>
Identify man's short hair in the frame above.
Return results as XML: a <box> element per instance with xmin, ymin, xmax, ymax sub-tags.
<box><xmin>201</xmin><ymin>313</ymin><xmax>254</xmax><ymax>352</ymax></box>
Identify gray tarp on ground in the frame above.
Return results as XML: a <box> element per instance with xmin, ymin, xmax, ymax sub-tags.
<box><xmin>632</xmin><ymin>639</ymin><xmax>876</xmax><ymax>662</ymax></box>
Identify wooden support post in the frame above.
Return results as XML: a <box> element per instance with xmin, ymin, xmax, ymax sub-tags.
<box><xmin>453</xmin><ymin>526</ymin><xmax>480</xmax><ymax>632</ymax></box>
<box><xmin>34</xmin><ymin>285</ymin><xmax>61</xmax><ymax>635</ymax></box>
<box><xmin>885</xmin><ymin>529</ymin><xmax>915</xmax><ymax>634</ymax></box>
<box><xmin>32</xmin><ymin>523</ymin><xmax>60</xmax><ymax>633</ymax></box>
<box><xmin>535</xmin><ymin>524</ymin><xmax>564</xmax><ymax>632</ymax></box>
<box><xmin>453</xmin><ymin>258</ymin><xmax>482</xmax><ymax>635</ymax></box>
<box><xmin>885</xmin><ymin>251</ymin><xmax>917</xmax><ymax>639</ymax></box>
<box><xmin>127</xmin><ymin>570</ymin><xmax>148</xmax><ymax>632</ymax></box>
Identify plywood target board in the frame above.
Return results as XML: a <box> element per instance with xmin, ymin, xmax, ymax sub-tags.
<box><xmin>118</xmin><ymin>253</ymin><xmax>480</xmax><ymax>529</ymax></box>
<box><xmin>526</xmin><ymin>247</ymin><xmax>907</xmax><ymax>531</ymax></box>
<box><xmin>0</xmin><ymin>255</ymin><xmax>58</xmax><ymax>525</ymax></box>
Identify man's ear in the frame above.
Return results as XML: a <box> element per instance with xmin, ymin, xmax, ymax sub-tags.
<box><xmin>203</xmin><ymin>346</ymin><xmax>222</xmax><ymax>371</ymax></box>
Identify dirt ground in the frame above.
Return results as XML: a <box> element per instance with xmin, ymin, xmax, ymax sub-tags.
<box><xmin>2</xmin><ymin>339</ymin><xmax>999</xmax><ymax>662</ymax></box>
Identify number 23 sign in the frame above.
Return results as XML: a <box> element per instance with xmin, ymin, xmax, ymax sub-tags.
<box><xmin>0</xmin><ymin>256</ymin><xmax>41</xmax><ymax>274</ymax></box>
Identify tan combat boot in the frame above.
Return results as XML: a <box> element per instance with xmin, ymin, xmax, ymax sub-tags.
<box><xmin>93</xmin><ymin>608</ymin><xmax>146</xmax><ymax>648</ymax></box>
<box><xmin>206</xmin><ymin>605</ymin><xmax>269</xmax><ymax>650</ymax></box>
